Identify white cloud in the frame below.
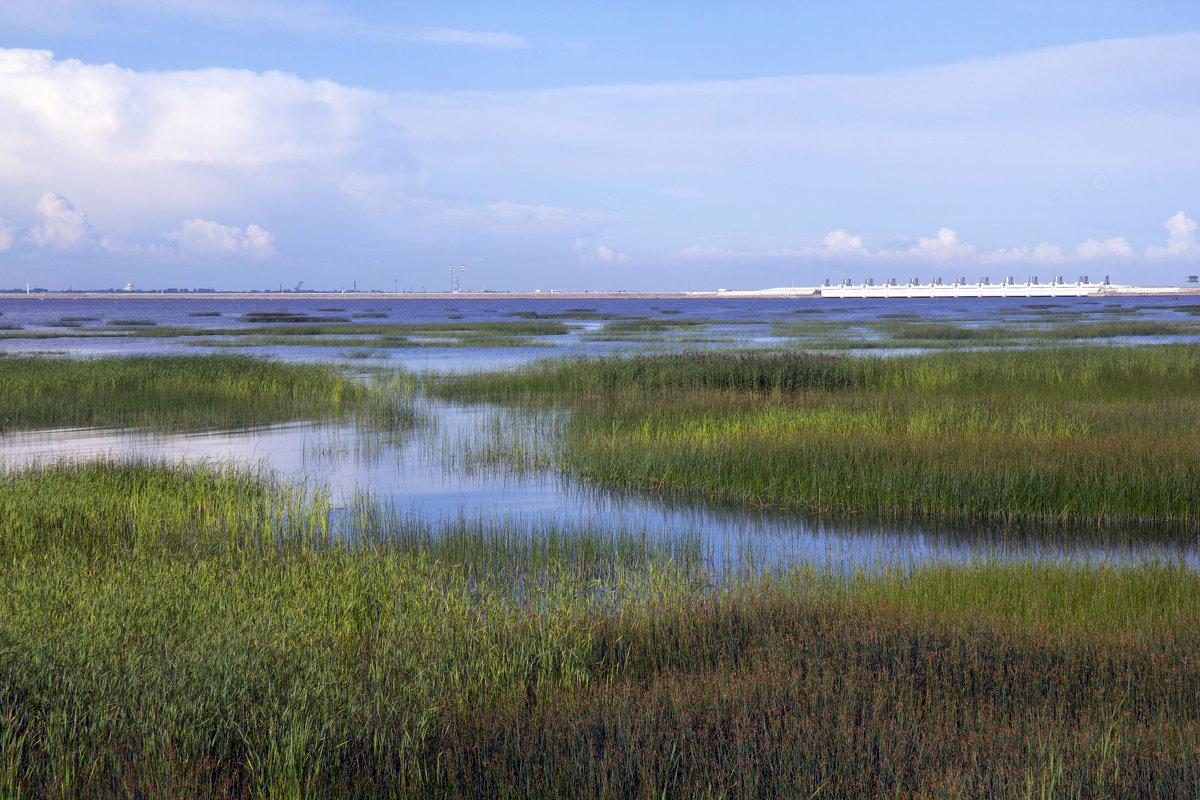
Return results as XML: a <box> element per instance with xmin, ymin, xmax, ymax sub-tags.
<box><xmin>1164</xmin><ymin>212</ymin><xmax>1197</xmax><ymax>253</ymax></box>
<box><xmin>0</xmin><ymin>192</ymin><xmax>275</xmax><ymax>260</ymax></box>
<box><xmin>1075</xmin><ymin>237</ymin><xmax>1133</xmax><ymax>259</ymax></box>
<box><xmin>984</xmin><ymin>242</ymin><xmax>1066</xmax><ymax>263</ymax></box>
<box><xmin>485</xmin><ymin>202</ymin><xmax>615</xmax><ymax>226</ymax></box>
<box><xmin>163</xmin><ymin>218</ymin><xmax>277</xmax><ymax>259</ymax></box>
<box><xmin>595</xmin><ymin>244</ymin><xmax>627</xmax><ymax>263</ymax></box>
<box><xmin>574</xmin><ymin>238</ymin><xmax>628</xmax><ymax>264</ymax></box>
<box><xmin>884</xmin><ymin>228</ymin><xmax>976</xmax><ymax>261</ymax></box>
<box><xmin>0</xmin><ymin>217</ymin><xmax>16</xmax><ymax>251</ymax></box>
<box><xmin>679</xmin><ymin>245</ymin><xmax>735</xmax><ymax>259</ymax></box>
<box><xmin>0</xmin><ymin>46</ymin><xmax>403</xmax><ymax>241</ymax></box>
<box><xmin>0</xmin><ymin>49</ymin><xmax>384</xmax><ymax>168</ymax></box>
<box><xmin>1146</xmin><ymin>211</ymin><xmax>1199</xmax><ymax>257</ymax></box>
<box><xmin>409</xmin><ymin>28</ymin><xmax>530</xmax><ymax>49</ymax></box>
<box><xmin>819</xmin><ymin>228</ymin><xmax>868</xmax><ymax>256</ymax></box>
<box><xmin>27</xmin><ymin>192</ymin><xmax>92</xmax><ymax>249</ymax></box>
<box><xmin>1</xmin><ymin>36</ymin><xmax>1197</xmax><ymax>287</ymax></box>
<box><xmin>390</xmin><ymin>32</ymin><xmax>1200</xmax><ymax>185</ymax></box>
<box><xmin>759</xmin><ymin>226</ymin><xmax>1145</xmax><ymax>269</ymax></box>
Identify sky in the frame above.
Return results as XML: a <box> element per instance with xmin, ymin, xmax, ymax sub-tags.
<box><xmin>1</xmin><ymin>1</ymin><xmax>1199</xmax><ymax>292</ymax></box>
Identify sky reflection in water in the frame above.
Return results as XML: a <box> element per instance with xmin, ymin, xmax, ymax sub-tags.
<box><xmin>2</xmin><ymin>295</ymin><xmax>1199</xmax><ymax>570</ymax></box>
<box><xmin>2</xmin><ymin>402</ymin><xmax>1194</xmax><ymax>572</ymax></box>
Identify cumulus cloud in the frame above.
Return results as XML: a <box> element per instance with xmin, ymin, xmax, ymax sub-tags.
<box><xmin>1075</xmin><ymin>237</ymin><xmax>1133</xmax><ymax>259</ymax></box>
<box><xmin>0</xmin><ymin>48</ymin><xmax>384</xmax><ymax>168</ymax></box>
<box><xmin>819</xmin><ymin>229</ymin><xmax>869</xmax><ymax>256</ymax></box>
<box><xmin>27</xmin><ymin>193</ymin><xmax>92</xmax><ymax>249</ymax></box>
<box><xmin>1146</xmin><ymin>211</ymin><xmax>1199</xmax><ymax>257</ymax></box>
<box><xmin>984</xmin><ymin>242</ymin><xmax>1066</xmax><ymax>263</ymax></box>
<box><xmin>0</xmin><ymin>46</ymin><xmax>405</xmax><ymax>243</ymax></box>
<box><xmin>595</xmin><ymin>245</ymin><xmax>627</xmax><ymax>263</ymax></box>
<box><xmin>0</xmin><ymin>217</ymin><xmax>16</xmax><ymax>251</ymax></box>
<box><xmin>770</xmin><ymin>226</ymin><xmax>1145</xmax><ymax>269</ymax></box>
<box><xmin>0</xmin><ymin>193</ymin><xmax>275</xmax><ymax>260</ymax></box>
<box><xmin>891</xmin><ymin>228</ymin><xmax>977</xmax><ymax>261</ymax></box>
<box><xmin>574</xmin><ymin>238</ymin><xmax>628</xmax><ymax>264</ymax></box>
<box><xmin>2</xmin><ymin>37</ymin><xmax>1197</xmax><ymax>287</ymax></box>
<box><xmin>163</xmin><ymin>218</ymin><xmax>277</xmax><ymax>259</ymax></box>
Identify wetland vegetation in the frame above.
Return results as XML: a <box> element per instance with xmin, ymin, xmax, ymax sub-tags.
<box><xmin>2</xmin><ymin>459</ymin><xmax>1198</xmax><ymax>798</ymax></box>
<box><xmin>429</xmin><ymin>346</ymin><xmax>1200</xmax><ymax>533</ymax></box>
<box><xmin>5</xmin><ymin>297</ymin><xmax>1200</xmax><ymax>356</ymax></box>
<box><xmin>0</xmin><ymin>355</ymin><xmax>406</xmax><ymax>431</ymax></box>
<box><xmin>2</xmin><ymin>336</ymin><xmax>1199</xmax><ymax>798</ymax></box>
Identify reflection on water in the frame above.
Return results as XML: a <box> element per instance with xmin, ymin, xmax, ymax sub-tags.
<box><xmin>3</xmin><ymin>400</ymin><xmax>1196</xmax><ymax>571</ymax></box>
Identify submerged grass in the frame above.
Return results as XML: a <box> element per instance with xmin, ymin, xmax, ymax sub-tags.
<box><xmin>429</xmin><ymin>346</ymin><xmax>1200</xmax><ymax>532</ymax></box>
<box><xmin>0</xmin><ymin>461</ymin><xmax>1196</xmax><ymax>798</ymax></box>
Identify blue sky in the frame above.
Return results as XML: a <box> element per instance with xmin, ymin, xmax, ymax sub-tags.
<box><xmin>1</xmin><ymin>1</ymin><xmax>1199</xmax><ymax>291</ymax></box>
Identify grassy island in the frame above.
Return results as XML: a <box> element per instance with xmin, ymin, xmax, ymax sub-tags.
<box><xmin>0</xmin><ymin>354</ymin><xmax>408</xmax><ymax>431</ymax></box>
<box><xmin>429</xmin><ymin>346</ymin><xmax>1200</xmax><ymax>533</ymax></box>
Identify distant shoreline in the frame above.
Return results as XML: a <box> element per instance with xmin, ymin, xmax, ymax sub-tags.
<box><xmin>2</xmin><ymin>288</ymin><xmax>1199</xmax><ymax>300</ymax></box>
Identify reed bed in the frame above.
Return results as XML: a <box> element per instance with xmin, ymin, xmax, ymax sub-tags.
<box><xmin>1</xmin><ymin>460</ymin><xmax>1196</xmax><ymax>798</ymax></box>
<box><xmin>193</xmin><ymin>333</ymin><xmax>556</xmax><ymax>349</ymax></box>
<box><xmin>44</xmin><ymin>319</ymin><xmax>575</xmax><ymax>349</ymax></box>
<box><xmin>204</xmin><ymin>321</ymin><xmax>571</xmax><ymax>338</ymax></box>
<box><xmin>0</xmin><ymin>355</ymin><xmax>407</xmax><ymax>431</ymax></box>
<box><xmin>873</xmin><ymin>319</ymin><xmax>1200</xmax><ymax>343</ymax></box>
<box><xmin>428</xmin><ymin>346</ymin><xmax>1200</xmax><ymax>532</ymax></box>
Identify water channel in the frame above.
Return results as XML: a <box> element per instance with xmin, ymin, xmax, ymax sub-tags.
<box><xmin>2</xmin><ymin>295</ymin><xmax>1198</xmax><ymax>570</ymax></box>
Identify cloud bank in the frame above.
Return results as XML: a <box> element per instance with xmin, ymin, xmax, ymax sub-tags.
<box><xmin>1146</xmin><ymin>211</ymin><xmax>1200</xmax><ymax>258</ymax></box>
<box><xmin>1</xmin><ymin>32</ymin><xmax>1198</xmax><ymax>287</ymax></box>
<box><xmin>1</xmin><ymin>192</ymin><xmax>276</xmax><ymax>261</ymax></box>
<box><xmin>163</xmin><ymin>219</ymin><xmax>277</xmax><ymax>259</ymax></box>
<box><xmin>682</xmin><ymin>212</ymin><xmax>1191</xmax><ymax>275</ymax></box>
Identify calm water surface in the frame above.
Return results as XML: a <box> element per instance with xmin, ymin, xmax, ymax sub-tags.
<box><xmin>2</xmin><ymin>295</ymin><xmax>1198</xmax><ymax>569</ymax></box>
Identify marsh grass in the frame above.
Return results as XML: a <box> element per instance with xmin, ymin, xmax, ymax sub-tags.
<box><xmin>222</xmin><ymin>320</ymin><xmax>571</xmax><ymax>337</ymax></box>
<box><xmin>503</xmin><ymin>310</ymin><xmax>621</xmax><ymax>320</ymax></box>
<box><xmin>193</xmin><ymin>333</ymin><xmax>556</xmax><ymax>349</ymax></box>
<box><xmin>768</xmin><ymin>311</ymin><xmax>1200</xmax><ymax>349</ymax></box>
<box><xmin>429</xmin><ymin>347</ymin><xmax>1200</xmax><ymax>532</ymax></box>
<box><xmin>0</xmin><ymin>355</ymin><xmax>391</xmax><ymax>431</ymax></box>
<box><xmin>1</xmin><ymin>460</ymin><xmax>1196</xmax><ymax>798</ymax></box>
<box><xmin>599</xmin><ymin>317</ymin><xmax>714</xmax><ymax>334</ymax></box>
<box><xmin>238</xmin><ymin>311</ymin><xmax>351</xmax><ymax>323</ymax></box>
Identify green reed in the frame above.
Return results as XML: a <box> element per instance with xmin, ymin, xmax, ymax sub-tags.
<box><xmin>193</xmin><ymin>333</ymin><xmax>556</xmax><ymax>349</ymax></box>
<box><xmin>874</xmin><ymin>318</ymin><xmax>1200</xmax><ymax>343</ymax></box>
<box><xmin>428</xmin><ymin>347</ymin><xmax>1200</xmax><ymax>531</ymax></box>
<box><xmin>84</xmin><ymin>320</ymin><xmax>573</xmax><ymax>339</ymax></box>
<box><xmin>1</xmin><ymin>460</ymin><xmax>1196</xmax><ymax>798</ymax></box>
<box><xmin>0</xmin><ymin>355</ymin><xmax>401</xmax><ymax>431</ymax></box>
